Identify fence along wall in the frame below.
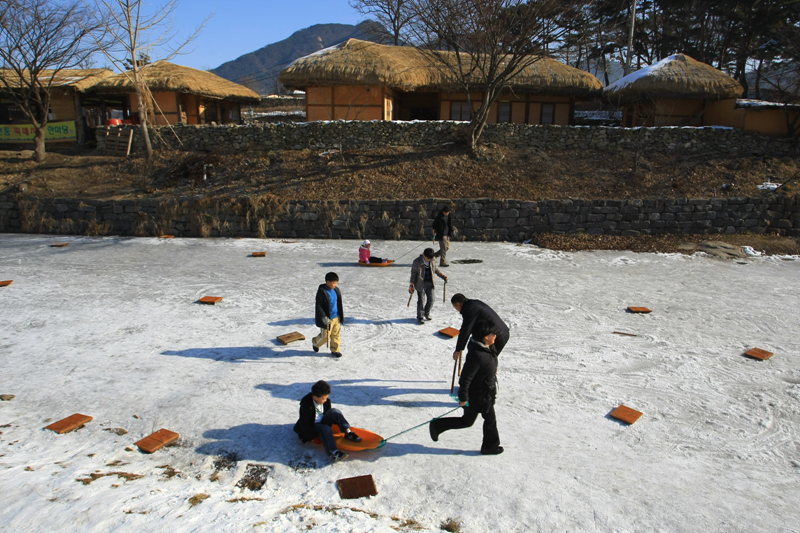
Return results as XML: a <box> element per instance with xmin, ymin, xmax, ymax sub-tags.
<box><xmin>1</xmin><ymin>195</ymin><xmax>798</xmax><ymax>240</ymax></box>
<box><xmin>96</xmin><ymin>121</ymin><xmax>800</xmax><ymax>156</ymax></box>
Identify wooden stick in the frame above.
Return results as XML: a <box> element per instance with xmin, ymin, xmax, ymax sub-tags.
<box><xmin>450</xmin><ymin>356</ymin><xmax>458</xmax><ymax>394</ymax></box>
<box><xmin>326</xmin><ymin>325</ymin><xmax>330</xmax><ymax>349</ymax></box>
<box><xmin>613</xmin><ymin>331</ymin><xmax>638</xmax><ymax>337</ymax></box>
<box><xmin>457</xmin><ymin>351</ymin><xmax>463</xmax><ymax>376</ymax></box>
<box><xmin>443</xmin><ymin>281</ymin><xmax>447</xmax><ymax>303</ymax></box>
<box><xmin>407</xmin><ymin>290</ymin><xmax>414</xmax><ymax>307</ymax></box>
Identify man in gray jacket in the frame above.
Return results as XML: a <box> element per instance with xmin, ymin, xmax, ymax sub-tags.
<box><xmin>409</xmin><ymin>248</ymin><xmax>448</xmax><ymax>324</ymax></box>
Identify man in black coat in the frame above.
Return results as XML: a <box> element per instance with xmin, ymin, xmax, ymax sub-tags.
<box><xmin>429</xmin><ymin>321</ymin><xmax>502</xmax><ymax>455</ymax></box>
<box><xmin>450</xmin><ymin>293</ymin><xmax>510</xmax><ymax>362</ymax></box>
<box><xmin>293</xmin><ymin>380</ymin><xmax>361</xmax><ymax>462</ymax></box>
<box><xmin>432</xmin><ymin>206</ymin><xmax>453</xmax><ymax>267</ymax></box>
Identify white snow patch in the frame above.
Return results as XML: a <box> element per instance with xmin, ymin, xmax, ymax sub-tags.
<box><xmin>0</xmin><ymin>235</ymin><xmax>799</xmax><ymax>532</ymax></box>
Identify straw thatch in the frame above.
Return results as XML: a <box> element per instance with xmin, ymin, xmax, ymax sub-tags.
<box><xmin>604</xmin><ymin>54</ymin><xmax>743</xmax><ymax>103</ymax></box>
<box><xmin>0</xmin><ymin>69</ymin><xmax>113</xmax><ymax>92</ymax></box>
<box><xmin>91</xmin><ymin>61</ymin><xmax>260</xmax><ymax>103</ymax></box>
<box><xmin>280</xmin><ymin>39</ymin><xmax>602</xmax><ymax>97</ymax></box>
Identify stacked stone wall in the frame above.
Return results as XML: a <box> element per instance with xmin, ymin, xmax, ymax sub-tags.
<box><xmin>2</xmin><ymin>194</ymin><xmax>798</xmax><ymax>240</ymax></box>
<box><xmin>96</xmin><ymin>121</ymin><xmax>800</xmax><ymax>156</ymax></box>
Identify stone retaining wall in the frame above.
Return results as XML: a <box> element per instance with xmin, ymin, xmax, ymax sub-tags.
<box><xmin>96</xmin><ymin>121</ymin><xmax>800</xmax><ymax>156</ymax></box>
<box><xmin>2</xmin><ymin>194</ymin><xmax>798</xmax><ymax>240</ymax></box>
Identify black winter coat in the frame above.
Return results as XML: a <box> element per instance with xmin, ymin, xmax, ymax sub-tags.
<box><xmin>432</xmin><ymin>210</ymin><xmax>453</xmax><ymax>238</ymax></box>
<box><xmin>458</xmin><ymin>340</ymin><xmax>498</xmax><ymax>408</ymax></box>
<box><xmin>315</xmin><ymin>284</ymin><xmax>344</xmax><ymax>328</ymax></box>
<box><xmin>293</xmin><ymin>392</ymin><xmax>331</xmax><ymax>442</ymax></box>
<box><xmin>455</xmin><ymin>299</ymin><xmax>510</xmax><ymax>353</ymax></box>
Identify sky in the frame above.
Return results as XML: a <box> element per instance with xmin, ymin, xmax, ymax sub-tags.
<box><xmin>117</xmin><ymin>0</ymin><xmax>364</xmax><ymax>71</ymax></box>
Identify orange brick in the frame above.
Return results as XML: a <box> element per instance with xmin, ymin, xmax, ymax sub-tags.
<box><xmin>627</xmin><ymin>307</ymin><xmax>651</xmax><ymax>314</ymax></box>
<box><xmin>745</xmin><ymin>347</ymin><xmax>773</xmax><ymax>360</ymax></box>
<box><xmin>438</xmin><ymin>327</ymin><xmax>460</xmax><ymax>338</ymax></box>
<box><xmin>197</xmin><ymin>296</ymin><xmax>223</xmax><ymax>305</ymax></box>
<box><xmin>610</xmin><ymin>405</ymin><xmax>643</xmax><ymax>425</ymax></box>
<box><xmin>135</xmin><ymin>428</ymin><xmax>180</xmax><ymax>453</ymax></box>
<box><xmin>337</xmin><ymin>474</ymin><xmax>378</xmax><ymax>499</ymax></box>
<box><xmin>0</xmin><ymin>280</ymin><xmax>12</xmax><ymax>287</ymax></box>
<box><xmin>45</xmin><ymin>413</ymin><xmax>92</xmax><ymax>434</ymax></box>
<box><xmin>159</xmin><ymin>235</ymin><xmax>175</xmax><ymax>239</ymax></box>
<box><xmin>251</xmin><ymin>252</ymin><xmax>266</xmax><ymax>257</ymax></box>
<box><xmin>50</xmin><ymin>243</ymin><xmax>69</xmax><ymax>248</ymax></box>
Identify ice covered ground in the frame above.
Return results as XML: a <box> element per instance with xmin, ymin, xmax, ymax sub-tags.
<box><xmin>0</xmin><ymin>234</ymin><xmax>798</xmax><ymax>533</ymax></box>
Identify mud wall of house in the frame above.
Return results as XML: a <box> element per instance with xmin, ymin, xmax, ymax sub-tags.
<box><xmin>2</xmin><ymin>194</ymin><xmax>798</xmax><ymax>240</ymax></box>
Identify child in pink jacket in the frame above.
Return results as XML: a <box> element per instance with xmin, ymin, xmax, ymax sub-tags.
<box><xmin>359</xmin><ymin>240</ymin><xmax>389</xmax><ymax>264</ymax></box>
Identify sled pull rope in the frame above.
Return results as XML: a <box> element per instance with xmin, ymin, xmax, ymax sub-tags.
<box><xmin>376</xmin><ymin>406</ymin><xmax>462</xmax><ymax>448</ymax></box>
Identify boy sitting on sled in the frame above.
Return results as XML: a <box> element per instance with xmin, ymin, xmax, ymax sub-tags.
<box><xmin>293</xmin><ymin>380</ymin><xmax>362</xmax><ymax>462</ymax></box>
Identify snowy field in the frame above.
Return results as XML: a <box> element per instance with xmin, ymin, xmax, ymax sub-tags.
<box><xmin>1</xmin><ymin>234</ymin><xmax>799</xmax><ymax>533</ymax></box>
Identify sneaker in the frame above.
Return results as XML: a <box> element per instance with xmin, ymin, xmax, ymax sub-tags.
<box><xmin>331</xmin><ymin>450</ymin><xmax>349</xmax><ymax>462</ymax></box>
<box><xmin>480</xmin><ymin>446</ymin><xmax>504</xmax><ymax>456</ymax></box>
<box><xmin>424</xmin><ymin>314</ymin><xmax>432</xmax><ymax>321</ymax></box>
<box><xmin>345</xmin><ymin>431</ymin><xmax>362</xmax><ymax>443</ymax></box>
<box><xmin>312</xmin><ymin>344</ymin><xmax>319</xmax><ymax>353</ymax></box>
<box><xmin>333</xmin><ymin>352</ymin><xmax>343</xmax><ymax>358</ymax></box>
<box><xmin>429</xmin><ymin>423</ymin><xmax>439</xmax><ymax>442</ymax></box>
<box><xmin>417</xmin><ymin>317</ymin><xmax>425</xmax><ymax>325</ymax></box>
<box><xmin>440</xmin><ymin>263</ymin><xmax>449</xmax><ymax>267</ymax></box>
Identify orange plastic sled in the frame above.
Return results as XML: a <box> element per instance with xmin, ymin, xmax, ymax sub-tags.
<box><xmin>312</xmin><ymin>425</ymin><xmax>384</xmax><ymax>451</ymax></box>
<box><xmin>357</xmin><ymin>260</ymin><xmax>394</xmax><ymax>267</ymax></box>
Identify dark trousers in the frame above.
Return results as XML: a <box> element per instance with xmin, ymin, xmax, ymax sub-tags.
<box><xmin>416</xmin><ymin>281</ymin><xmax>434</xmax><ymax>319</ymax></box>
<box><xmin>368</xmin><ymin>256</ymin><xmax>385</xmax><ymax>263</ymax></box>
<box><xmin>431</xmin><ymin>402</ymin><xmax>500</xmax><ymax>453</ymax></box>
<box><xmin>314</xmin><ymin>408</ymin><xmax>351</xmax><ymax>455</ymax></box>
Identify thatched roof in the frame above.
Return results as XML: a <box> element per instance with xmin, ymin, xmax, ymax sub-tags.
<box><xmin>280</xmin><ymin>39</ymin><xmax>603</xmax><ymax>97</ymax></box>
<box><xmin>91</xmin><ymin>61</ymin><xmax>260</xmax><ymax>103</ymax></box>
<box><xmin>604</xmin><ymin>54</ymin><xmax>743</xmax><ymax>103</ymax></box>
<box><xmin>0</xmin><ymin>69</ymin><xmax>113</xmax><ymax>92</ymax></box>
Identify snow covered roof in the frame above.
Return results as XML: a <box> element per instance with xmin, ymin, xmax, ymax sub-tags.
<box><xmin>604</xmin><ymin>54</ymin><xmax>743</xmax><ymax>103</ymax></box>
<box><xmin>736</xmin><ymin>99</ymin><xmax>800</xmax><ymax>110</ymax></box>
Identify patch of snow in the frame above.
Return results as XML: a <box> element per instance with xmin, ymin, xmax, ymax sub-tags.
<box><xmin>604</xmin><ymin>55</ymin><xmax>682</xmax><ymax>92</ymax></box>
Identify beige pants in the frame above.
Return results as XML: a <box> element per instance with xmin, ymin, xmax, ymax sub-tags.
<box><xmin>313</xmin><ymin>317</ymin><xmax>341</xmax><ymax>352</ymax></box>
<box><xmin>435</xmin><ymin>236</ymin><xmax>450</xmax><ymax>265</ymax></box>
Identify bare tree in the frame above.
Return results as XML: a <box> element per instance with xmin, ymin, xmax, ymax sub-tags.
<box><xmin>407</xmin><ymin>0</ymin><xmax>586</xmax><ymax>153</ymax></box>
<box><xmin>0</xmin><ymin>0</ymin><xmax>102</xmax><ymax>162</ymax></box>
<box><xmin>350</xmin><ymin>0</ymin><xmax>416</xmax><ymax>46</ymax></box>
<box><xmin>84</xmin><ymin>0</ymin><xmax>208</xmax><ymax>158</ymax></box>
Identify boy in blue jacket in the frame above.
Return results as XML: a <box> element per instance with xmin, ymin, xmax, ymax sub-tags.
<box><xmin>313</xmin><ymin>272</ymin><xmax>344</xmax><ymax>357</ymax></box>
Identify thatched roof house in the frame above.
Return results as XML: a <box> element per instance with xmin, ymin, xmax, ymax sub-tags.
<box><xmin>599</xmin><ymin>54</ymin><xmax>786</xmax><ymax>131</ymax></box>
<box><xmin>0</xmin><ymin>69</ymin><xmax>115</xmax><ymax>144</ymax></box>
<box><xmin>604</xmin><ymin>54</ymin><xmax>743</xmax><ymax>104</ymax></box>
<box><xmin>280</xmin><ymin>39</ymin><xmax>602</xmax><ymax>124</ymax></box>
<box><xmin>92</xmin><ymin>61</ymin><xmax>260</xmax><ymax>104</ymax></box>
<box><xmin>89</xmin><ymin>61</ymin><xmax>260</xmax><ymax>126</ymax></box>
<box><xmin>603</xmin><ymin>54</ymin><xmax>795</xmax><ymax>135</ymax></box>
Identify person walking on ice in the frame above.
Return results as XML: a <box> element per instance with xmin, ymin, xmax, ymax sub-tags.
<box><xmin>293</xmin><ymin>380</ymin><xmax>361</xmax><ymax>462</ymax></box>
<box><xmin>432</xmin><ymin>206</ymin><xmax>453</xmax><ymax>267</ymax></box>
<box><xmin>429</xmin><ymin>320</ymin><xmax>503</xmax><ymax>455</ymax></box>
<box><xmin>410</xmin><ymin>248</ymin><xmax>448</xmax><ymax>325</ymax></box>
<box><xmin>313</xmin><ymin>272</ymin><xmax>344</xmax><ymax>358</ymax></box>
<box><xmin>450</xmin><ymin>293</ymin><xmax>510</xmax><ymax>364</ymax></box>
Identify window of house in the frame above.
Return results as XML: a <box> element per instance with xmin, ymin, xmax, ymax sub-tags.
<box><xmin>450</xmin><ymin>101</ymin><xmax>472</xmax><ymax>121</ymax></box>
<box><xmin>497</xmin><ymin>102</ymin><xmax>511</xmax><ymax>123</ymax></box>
<box><xmin>541</xmin><ymin>103</ymin><xmax>555</xmax><ymax>125</ymax></box>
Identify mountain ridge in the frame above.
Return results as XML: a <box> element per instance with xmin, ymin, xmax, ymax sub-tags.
<box><xmin>211</xmin><ymin>21</ymin><xmax>387</xmax><ymax>95</ymax></box>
